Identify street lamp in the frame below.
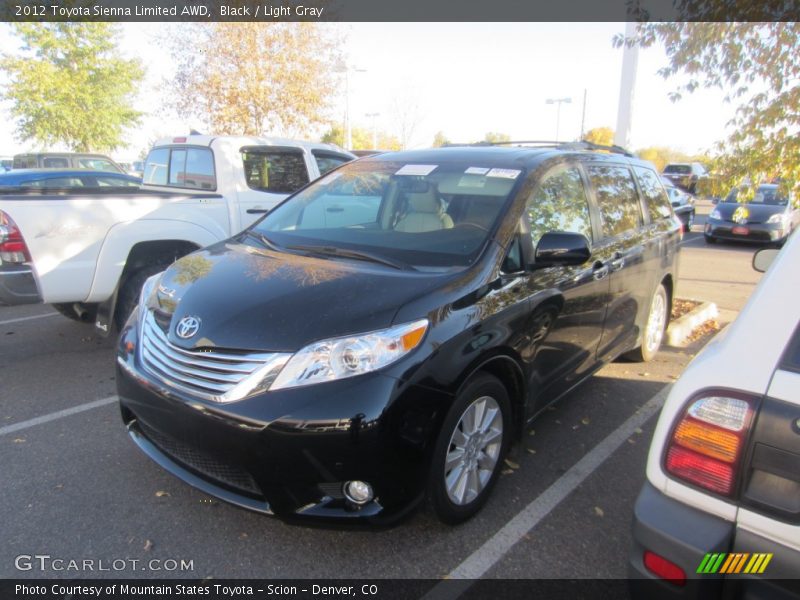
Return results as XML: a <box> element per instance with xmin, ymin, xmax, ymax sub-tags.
<box><xmin>336</xmin><ymin>61</ymin><xmax>367</xmax><ymax>150</ymax></box>
<box><xmin>365</xmin><ymin>112</ymin><xmax>380</xmax><ymax>148</ymax></box>
<box><xmin>545</xmin><ymin>97</ymin><xmax>572</xmax><ymax>142</ymax></box>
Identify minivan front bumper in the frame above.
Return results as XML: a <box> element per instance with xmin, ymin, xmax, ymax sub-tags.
<box><xmin>116</xmin><ymin>317</ymin><xmax>448</xmax><ymax>524</ymax></box>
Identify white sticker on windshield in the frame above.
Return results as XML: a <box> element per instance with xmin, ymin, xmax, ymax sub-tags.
<box><xmin>458</xmin><ymin>174</ymin><xmax>487</xmax><ymax>188</ymax></box>
<box><xmin>465</xmin><ymin>167</ymin><xmax>490</xmax><ymax>175</ymax></box>
<box><xmin>395</xmin><ymin>164</ymin><xmax>438</xmax><ymax>176</ymax></box>
<box><xmin>486</xmin><ymin>168</ymin><xmax>521</xmax><ymax>179</ymax></box>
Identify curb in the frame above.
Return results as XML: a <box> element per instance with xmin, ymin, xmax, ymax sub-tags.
<box><xmin>666</xmin><ymin>300</ymin><xmax>719</xmax><ymax>347</ymax></box>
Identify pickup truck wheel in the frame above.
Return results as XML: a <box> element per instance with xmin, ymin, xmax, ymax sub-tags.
<box><xmin>115</xmin><ymin>265</ymin><xmax>166</xmax><ymax>330</ymax></box>
<box><xmin>52</xmin><ymin>302</ymin><xmax>98</xmax><ymax>324</ymax></box>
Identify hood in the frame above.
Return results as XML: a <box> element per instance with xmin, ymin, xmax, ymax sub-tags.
<box><xmin>714</xmin><ymin>202</ymin><xmax>786</xmax><ymax>224</ymax></box>
<box><xmin>152</xmin><ymin>242</ymin><xmax>461</xmax><ymax>352</ymax></box>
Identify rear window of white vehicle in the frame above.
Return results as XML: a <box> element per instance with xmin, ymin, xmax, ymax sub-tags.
<box><xmin>143</xmin><ymin>147</ymin><xmax>216</xmax><ymax>190</ymax></box>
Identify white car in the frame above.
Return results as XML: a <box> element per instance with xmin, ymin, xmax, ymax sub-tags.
<box><xmin>629</xmin><ymin>230</ymin><xmax>800</xmax><ymax>598</ymax></box>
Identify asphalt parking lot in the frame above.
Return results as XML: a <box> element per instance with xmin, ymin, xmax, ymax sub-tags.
<box><xmin>0</xmin><ymin>202</ymin><xmax>770</xmax><ymax>585</ymax></box>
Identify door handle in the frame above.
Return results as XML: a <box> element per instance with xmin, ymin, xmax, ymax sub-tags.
<box><xmin>610</xmin><ymin>251</ymin><xmax>625</xmax><ymax>271</ymax></box>
<box><xmin>592</xmin><ymin>261</ymin><xmax>609</xmax><ymax>281</ymax></box>
<box><xmin>246</xmin><ymin>208</ymin><xmax>269</xmax><ymax>214</ymax></box>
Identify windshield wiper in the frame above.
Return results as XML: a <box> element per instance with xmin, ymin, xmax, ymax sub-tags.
<box><xmin>244</xmin><ymin>230</ymin><xmax>284</xmax><ymax>252</ymax></box>
<box><xmin>286</xmin><ymin>244</ymin><xmax>416</xmax><ymax>271</ymax></box>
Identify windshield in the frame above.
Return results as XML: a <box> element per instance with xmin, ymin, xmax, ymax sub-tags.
<box><xmin>251</xmin><ymin>159</ymin><xmax>522</xmax><ymax>268</ymax></box>
<box><xmin>725</xmin><ymin>185</ymin><xmax>787</xmax><ymax>205</ymax></box>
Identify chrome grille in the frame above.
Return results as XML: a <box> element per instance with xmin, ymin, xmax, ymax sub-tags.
<box><xmin>139</xmin><ymin>310</ymin><xmax>289</xmax><ymax>403</ymax></box>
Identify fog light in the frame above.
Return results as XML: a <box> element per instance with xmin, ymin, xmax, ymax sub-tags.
<box><xmin>343</xmin><ymin>480</ymin><xmax>373</xmax><ymax>504</ymax></box>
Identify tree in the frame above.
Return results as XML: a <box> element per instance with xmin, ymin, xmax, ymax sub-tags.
<box><xmin>583</xmin><ymin>127</ymin><xmax>615</xmax><ymax>146</ymax></box>
<box><xmin>1</xmin><ymin>23</ymin><xmax>143</xmax><ymax>151</ymax></box>
<box><xmin>320</xmin><ymin>123</ymin><xmax>401</xmax><ymax>150</ymax></box>
<box><xmin>432</xmin><ymin>131</ymin><xmax>451</xmax><ymax>147</ymax></box>
<box><xmin>484</xmin><ymin>132</ymin><xmax>511</xmax><ymax>144</ymax></box>
<box><xmin>617</xmin><ymin>23</ymin><xmax>800</xmax><ymax>199</ymax></box>
<box><xmin>168</xmin><ymin>23</ymin><xmax>339</xmax><ymax>137</ymax></box>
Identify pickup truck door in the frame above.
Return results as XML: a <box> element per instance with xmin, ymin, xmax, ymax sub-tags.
<box><xmin>237</xmin><ymin>146</ymin><xmax>313</xmax><ymax>230</ymax></box>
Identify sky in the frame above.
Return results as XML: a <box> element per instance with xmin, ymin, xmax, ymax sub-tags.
<box><xmin>0</xmin><ymin>22</ymin><xmax>736</xmax><ymax>161</ymax></box>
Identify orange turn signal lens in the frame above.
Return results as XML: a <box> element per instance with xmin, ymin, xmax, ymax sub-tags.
<box><xmin>401</xmin><ymin>324</ymin><xmax>428</xmax><ymax>351</ymax></box>
<box><xmin>673</xmin><ymin>418</ymin><xmax>741</xmax><ymax>463</ymax></box>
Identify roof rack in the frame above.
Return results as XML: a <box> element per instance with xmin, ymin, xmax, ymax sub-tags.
<box><xmin>444</xmin><ymin>139</ymin><xmax>634</xmax><ymax>157</ymax></box>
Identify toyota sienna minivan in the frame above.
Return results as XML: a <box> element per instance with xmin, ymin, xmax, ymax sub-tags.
<box><xmin>116</xmin><ymin>144</ymin><xmax>681</xmax><ymax>525</ymax></box>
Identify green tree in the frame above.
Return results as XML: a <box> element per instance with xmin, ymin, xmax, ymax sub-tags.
<box><xmin>320</xmin><ymin>123</ymin><xmax>401</xmax><ymax>150</ymax></box>
<box><xmin>617</xmin><ymin>23</ymin><xmax>800</xmax><ymax>199</ymax></box>
<box><xmin>168</xmin><ymin>23</ymin><xmax>339</xmax><ymax>137</ymax></box>
<box><xmin>583</xmin><ymin>127</ymin><xmax>615</xmax><ymax>146</ymax></box>
<box><xmin>432</xmin><ymin>131</ymin><xmax>450</xmax><ymax>147</ymax></box>
<box><xmin>1</xmin><ymin>23</ymin><xmax>143</xmax><ymax>151</ymax></box>
<box><xmin>484</xmin><ymin>132</ymin><xmax>511</xmax><ymax>144</ymax></box>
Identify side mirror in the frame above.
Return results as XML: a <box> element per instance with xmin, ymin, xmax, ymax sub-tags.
<box><xmin>534</xmin><ymin>232</ymin><xmax>591</xmax><ymax>267</ymax></box>
<box><xmin>752</xmin><ymin>247</ymin><xmax>779</xmax><ymax>273</ymax></box>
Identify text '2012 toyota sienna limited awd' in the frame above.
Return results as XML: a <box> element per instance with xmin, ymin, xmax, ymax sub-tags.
<box><xmin>116</xmin><ymin>144</ymin><xmax>681</xmax><ymax>525</ymax></box>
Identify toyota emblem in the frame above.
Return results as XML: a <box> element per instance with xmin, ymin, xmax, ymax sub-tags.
<box><xmin>175</xmin><ymin>316</ymin><xmax>201</xmax><ymax>339</ymax></box>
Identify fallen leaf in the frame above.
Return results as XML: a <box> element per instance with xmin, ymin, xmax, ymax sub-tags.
<box><xmin>528</xmin><ymin>429</ymin><xmax>536</xmax><ymax>436</ymax></box>
<box><xmin>501</xmin><ymin>469</ymin><xmax>514</xmax><ymax>475</ymax></box>
<box><xmin>239</xmin><ymin>533</ymin><xmax>248</xmax><ymax>539</ymax></box>
<box><xmin>143</xmin><ymin>540</ymin><xmax>153</xmax><ymax>552</ymax></box>
<box><xmin>571</xmin><ymin>425</ymin><xmax>579</xmax><ymax>430</ymax></box>
<box><xmin>639</xmin><ymin>372</ymin><xmax>650</xmax><ymax>377</ymax></box>
<box><xmin>13</xmin><ymin>438</ymin><xmax>25</xmax><ymax>443</ymax></box>
<box><xmin>634</xmin><ymin>427</ymin><xmax>643</xmax><ymax>435</ymax></box>
<box><xmin>627</xmin><ymin>438</ymin><xmax>636</xmax><ymax>444</ymax></box>
<box><xmin>581</xmin><ymin>417</ymin><xmax>590</xmax><ymax>425</ymax></box>
<box><xmin>155</xmin><ymin>491</ymin><xmax>170</xmax><ymax>498</ymax></box>
<box><xmin>504</xmin><ymin>458</ymin><xmax>520</xmax><ymax>469</ymax></box>
<box><xmin>594</xmin><ymin>506</ymin><xmax>604</xmax><ymax>517</ymax></box>
<box><xmin>555</xmin><ymin>419</ymin><xmax>562</xmax><ymax>424</ymax></box>
<box><xmin>526</xmin><ymin>448</ymin><xmax>537</xmax><ymax>455</ymax></box>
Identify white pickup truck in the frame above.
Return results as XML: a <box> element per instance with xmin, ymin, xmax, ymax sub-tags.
<box><xmin>0</xmin><ymin>134</ymin><xmax>354</xmax><ymax>333</ymax></box>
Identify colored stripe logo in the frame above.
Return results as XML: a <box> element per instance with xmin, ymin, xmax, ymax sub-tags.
<box><xmin>697</xmin><ymin>553</ymin><xmax>773</xmax><ymax>574</ymax></box>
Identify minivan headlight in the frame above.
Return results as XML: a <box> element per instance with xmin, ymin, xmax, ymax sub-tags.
<box><xmin>709</xmin><ymin>208</ymin><xmax>722</xmax><ymax>220</ymax></box>
<box><xmin>270</xmin><ymin>319</ymin><xmax>429</xmax><ymax>390</ymax></box>
<box><xmin>139</xmin><ymin>272</ymin><xmax>163</xmax><ymax>308</ymax></box>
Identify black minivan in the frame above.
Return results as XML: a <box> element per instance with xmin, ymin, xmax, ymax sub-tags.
<box><xmin>116</xmin><ymin>144</ymin><xmax>681</xmax><ymax>525</ymax></box>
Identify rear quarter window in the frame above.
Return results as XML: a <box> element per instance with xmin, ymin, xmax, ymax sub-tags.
<box><xmin>634</xmin><ymin>166</ymin><xmax>673</xmax><ymax>222</ymax></box>
<box><xmin>143</xmin><ymin>147</ymin><xmax>215</xmax><ymax>190</ymax></box>
<box><xmin>779</xmin><ymin>322</ymin><xmax>800</xmax><ymax>374</ymax></box>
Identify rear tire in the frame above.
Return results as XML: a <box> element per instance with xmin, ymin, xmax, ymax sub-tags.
<box><xmin>428</xmin><ymin>373</ymin><xmax>511</xmax><ymax>524</ymax></box>
<box><xmin>114</xmin><ymin>265</ymin><xmax>167</xmax><ymax>330</ymax></box>
<box><xmin>625</xmin><ymin>283</ymin><xmax>668</xmax><ymax>363</ymax></box>
<box><xmin>704</xmin><ymin>234</ymin><xmax>717</xmax><ymax>244</ymax></box>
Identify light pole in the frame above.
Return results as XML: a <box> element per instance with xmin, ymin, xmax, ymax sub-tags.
<box><xmin>336</xmin><ymin>61</ymin><xmax>367</xmax><ymax>150</ymax></box>
<box><xmin>365</xmin><ymin>112</ymin><xmax>380</xmax><ymax>148</ymax></box>
<box><xmin>545</xmin><ymin>97</ymin><xmax>572</xmax><ymax>142</ymax></box>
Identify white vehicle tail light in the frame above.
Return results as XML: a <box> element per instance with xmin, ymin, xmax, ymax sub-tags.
<box><xmin>664</xmin><ymin>391</ymin><xmax>757</xmax><ymax>497</ymax></box>
<box><xmin>0</xmin><ymin>210</ymin><xmax>32</xmax><ymax>264</ymax></box>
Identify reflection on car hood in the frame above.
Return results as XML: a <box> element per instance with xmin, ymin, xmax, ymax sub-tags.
<box><xmin>153</xmin><ymin>242</ymin><xmax>459</xmax><ymax>352</ymax></box>
<box><xmin>714</xmin><ymin>202</ymin><xmax>786</xmax><ymax>222</ymax></box>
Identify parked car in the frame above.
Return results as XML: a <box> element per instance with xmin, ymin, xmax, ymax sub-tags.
<box><xmin>0</xmin><ymin>156</ymin><xmax>12</xmax><ymax>172</ymax></box>
<box><xmin>663</xmin><ymin>163</ymin><xmax>708</xmax><ymax>195</ymax></box>
<box><xmin>629</xmin><ymin>231</ymin><xmax>800</xmax><ymax>598</ymax></box>
<box><xmin>0</xmin><ymin>135</ymin><xmax>355</xmax><ymax>333</ymax></box>
<box><xmin>705</xmin><ymin>184</ymin><xmax>799</xmax><ymax>246</ymax></box>
<box><xmin>661</xmin><ymin>177</ymin><xmax>695</xmax><ymax>232</ymax></box>
<box><xmin>0</xmin><ymin>169</ymin><xmax>140</xmax><ymax>189</ymax></box>
<box><xmin>116</xmin><ymin>144</ymin><xmax>681</xmax><ymax>525</ymax></box>
<box><xmin>12</xmin><ymin>152</ymin><xmax>126</xmax><ymax>173</ymax></box>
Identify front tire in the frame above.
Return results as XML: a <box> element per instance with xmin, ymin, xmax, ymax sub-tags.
<box><xmin>428</xmin><ymin>373</ymin><xmax>511</xmax><ymax>524</ymax></box>
<box><xmin>115</xmin><ymin>265</ymin><xmax>167</xmax><ymax>329</ymax></box>
<box><xmin>626</xmin><ymin>283</ymin><xmax>669</xmax><ymax>363</ymax></box>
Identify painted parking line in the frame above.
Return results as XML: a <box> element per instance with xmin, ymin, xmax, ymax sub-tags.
<box><xmin>423</xmin><ymin>384</ymin><xmax>670</xmax><ymax>599</ymax></box>
<box><xmin>0</xmin><ymin>311</ymin><xmax>59</xmax><ymax>326</ymax></box>
<box><xmin>0</xmin><ymin>395</ymin><xmax>118</xmax><ymax>437</ymax></box>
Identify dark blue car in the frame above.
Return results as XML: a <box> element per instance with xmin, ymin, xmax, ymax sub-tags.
<box><xmin>0</xmin><ymin>169</ymin><xmax>140</xmax><ymax>189</ymax></box>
